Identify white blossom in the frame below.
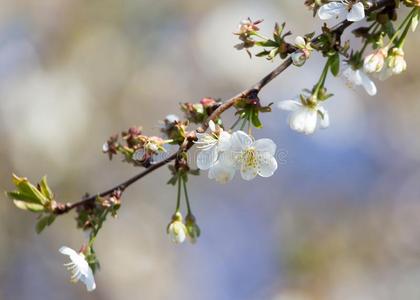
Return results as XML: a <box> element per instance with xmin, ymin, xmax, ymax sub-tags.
<box><xmin>59</xmin><ymin>246</ymin><xmax>96</xmax><ymax>292</ymax></box>
<box><xmin>378</xmin><ymin>48</ymin><xmax>407</xmax><ymax>80</ymax></box>
<box><xmin>363</xmin><ymin>48</ymin><xmax>388</xmax><ymax>73</ymax></box>
<box><xmin>342</xmin><ymin>65</ymin><xmax>377</xmax><ymax>96</ymax></box>
<box><xmin>229</xmin><ymin>131</ymin><xmax>278</xmax><ymax>181</ymax></box>
<box><xmin>167</xmin><ymin>212</ymin><xmax>187</xmax><ymax>244</ymax></box>
<box><xmin>278</xmin><ymin>100</ymin><xmax>329</xmax><ymax>135</ymax></box>
<box><xmin>318</xmin><ymin>1</ymin><xmax>365</xmax><ymax>22</ymax></box>
<box><xmin>195</xmin><ymin>120</ymin><xmax>231</xmax><ymax>170</ymax></box>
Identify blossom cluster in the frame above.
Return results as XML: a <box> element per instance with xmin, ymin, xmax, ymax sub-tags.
<box><xmin>195</xmin><ymin>120</ymin><xmax>278</xmax><ymax>182</ymax></box>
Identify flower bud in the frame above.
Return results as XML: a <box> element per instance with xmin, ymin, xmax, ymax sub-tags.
<box><xmin>363</xmin><ymin>48</ymin><xmax>388</xmax><ymax>73</ymax></box>
<box><xmin>185</xmin><ymin>213</ymin><xmax>201</xmax><ymax>244</ymax></box>
<box><xmin>291</xmin><ymin>36</ymin><xmax>312</xmax><ymax>67</ymax></box>
<box><xmin>167</xmin><ymin>212</ymin><xmax>187</xmax><ymax>244</ymax></box>
<box><xmin>291</xmin><ymin>50</ymin><xmax>307</xmax><ymax>66</ymax></box>
<box><xmin>388</xmin><ymin>48</ymin><xmax>407</xmax><ymax>75</ymax></box>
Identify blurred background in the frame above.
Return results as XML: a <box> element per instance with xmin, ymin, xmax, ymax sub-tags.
<box><xmin>0</xmin><ymin>1</ymin><xmax>420</xmax><ymax>299</ymax></box>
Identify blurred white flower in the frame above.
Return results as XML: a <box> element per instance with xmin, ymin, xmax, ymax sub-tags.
<box><xmin>59</xmin><ymin>246</ymin><xmax>96</xmax><ymax>292</ymax></box>
<box><xmin>229</xmin><ymin>131</ymin><xmax>277</xmax><ymax>181</ymax></box>
<box><xmin>195</xmin><ymin>120</ymin><xmax>231</xmax><ymax>170</ymax></box>
<box><xmin>379</xmin><ymin>48</ymin><xmax>407</xmax><ymax>80</ymax></box>
<box><xmin>342</xmin><ymin>65</ymin><xmax>377</xmax><ymax>96</ymax></box>
<box><xmin>318</xmin><ymin>1</ymin><xmax>365</xmax><ymax>22</ymax></box>
<box><xmin>278</xmin><ymin>100</ymin><xmax>330</xmax><ymax>135</ymax></box>
<box><xmin>167</xmin><ymin>212</ymin><xmax>187</xmax><ymax>244</ymax></box>
<box><xmin>364</xmin><ymin>48</ymin><xmax>388</xmax><ymax>73</ymax></box>
<box><xmin>208</xmin><ymin>155</ymin><xmax>236</xmax><ymax>184</ymax></box>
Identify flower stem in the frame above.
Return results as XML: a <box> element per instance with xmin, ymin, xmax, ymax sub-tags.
<box><xmin>313</xmin><ymin>60</ymin><xmax>330</xmax><ymax>99</ymax></box>
<box><xmin>386</xmin><ymin>8</ymin><xmax>417</xmax><ymax>48</ymax></box>
<box><xmin>175</xmin><ymin>174</ymin><xmax>182</xmax><ymax>212</ymax></box>
<box><xmin>253</xmin><ymin>32</ymin><xmax>270</xmax><ymax>41</ymax></box>
<box><xmin>182</xmin><ymin>178</ymin><xmax>192</xmax><ymax>215</ymax></box>
<box><xmin>230</xmin><ymin>117</ymin><xmax>241</xmax><ymax>130</ymax></box>
<box><xmin>396</xmin><ymin>7</ymin><xmax>418</xmax><ymax>48</ymax></box>
<box><xmin>239</xmin><ymin>118</ymin><xmax>247</xmax><ymax>130</ymax></box>
<box><xmin>360</xmin><ymin>23</ymin><xmax>380</xmax><ymax>56</ymax></box>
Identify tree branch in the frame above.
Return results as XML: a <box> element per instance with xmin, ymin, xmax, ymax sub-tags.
<box><xmin>54</xmin><ymin>0</ymin><xmax>394</xmax><ymax>215</ymax></box>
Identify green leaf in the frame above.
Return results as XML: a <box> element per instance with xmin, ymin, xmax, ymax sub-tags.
<box><xmin>36</xmin><ymin>215</ymin><xmax>56</xmax><ymax>234</ymax></box>
<box><xmin>39</xmin><ymin>176</ymin><xmax>53</xmax><ymax>200</ymax></box>
<box><xmin>6</xmin><ymin>191</ymin><xmax>40</xmax><ymax>203</ymax></box>
<box><xmin>167</xmin><ymin>175</ymin><xmax>178</xmax><ymax>186</ymax></box>
<box><xmin>11</xmin><ymin>174</ymin><xmax>48</xmax><ymax>205</ymax></box>
<box><xmin>13</xmin><ymin>200</ymin><xmax>45</xmax><ymax>212</ymax></box>
<box><xmin>329</xmin><ymin>53</ymin><xmax>340</xmax><ymax>77</ymax></box>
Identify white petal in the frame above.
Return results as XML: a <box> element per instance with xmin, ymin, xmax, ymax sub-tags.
<box><xmin>347</xmin><ymin>2</ymin><xmax>365</xmax><ymax>22</ymax></box>
<box><xmin>303</xmin><ymin>109</ymin><xmax>318</xmax><ymax>135</ymax></box>
<box><xmin>378</xmin><ymin>65</ymin><xmax>393</xmax><ymax>81</ymax></box>
<box><xmin>59</xmin><ymin>246</ymin><xmax>78</xmax><ymax>257</ymax></box>
<box><xmin>278</xmin><ymin>100</ymin><xmax>302</xmax><ymax>111</ymax></box>
<box><xmin>360</xmin><ymin>71</ymin><xmax>377</xmax><ymax>96</ymax></box>
<box><xmin>294</xmin><ymin>36</ymin><xmax>306</xmax><ymax>48</ymax></box>
<box><xmin>240</xmin><ymin>164</ymin><xmax>258</xmax><ymax>181</ymax></box>
<box><xmin>208</xmin><ymin>161</ymin><xmax>235</xmax><ymax>184</ymax></box>
<box><xmin>289</xmin><ymin>108</ymin><xmax>307</xmax><ymax>133</ymax></box>
<box><xmin>218</xmin><ymin>131</ymin><xmax>232</xmax><ymax>152</ymax></box>
<box><xmin>253</xmin><ymin>138</ymin><xmax>276</xmax><ymax>156</ymax></box>
<box><xmin>343</xmin><ymin>67</ymin><xmax>362</xmax><ymax>86</ymax></box>
<box><xmin>257</xmin><ymin>154</ymin><xmax>278</xmax><ymax>178</ymax></box>
<box><xmin>218</xmin><ymin>151</ymin><xmax>235</xmax><ymax>167</ymax></box>
<box><xmin>230</xmin><ymin>131</ymin><xmax>253</xmax><ymax>152</ymax></box>
<box><xmin>197</xmin><ymin>147</ymin><xmax>218</xmax><ymax>170</ymax></box>
<box><xmin>80</xmin><ymin>268</ymin><xmax>96</xmax><ymax>292</ymax></box>
<box><xmin>318</xmin><ymin>2</ymin><xmax>346</xmax><ymax>20</ymax></box>
<box><xmin>208</xmin><ymin>120</ymin><xmax>216</xmax><ymax>132</ymax></box>
<box><xmin>318</xmin><ymin>107</ymin><xmax>330</xmax><ymax>129</ymax></box>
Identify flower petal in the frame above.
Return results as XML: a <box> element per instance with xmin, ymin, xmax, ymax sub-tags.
<box><xmin>197</xmin><ymin>146</ymin><xmax>218</xmax><ymax>170</ymax></box>
<box><xmin>253</xmin><ymin>138</ymin><xmax>276</xmax><ymax>156</ymax></box>
<box><xmin>208</xmin><ymin>120</ymin><xmax>216</xmax><ymax>132</ymax></box>
<box><xmin>343</xmin><ymin>67</ymin><xmax>362</xmax><ymax>86</ymax></box>
<box><xmin>81</xmin><ymin>269</ymin><xmax>96</xmax><ymax>292</ymax></box>
<box><xmin>303</xmin><ymin>109</ymin><xmax>318</xmax><ymax>135</ymax></box>
<box><xmin>257</xmin><ymin>154</ymin><xmax>278</xmax><ymax>178</ymax></box>
<box><xmin>294</xmin><ymin>36</ymin><xmax>306</xmax><ymax>48</ymax></box>
<box><xmin>208</xmin><ymin>161</ymin><xmax>235</xmax><ymax>184</ymax></box>
<box><xmin>347</xmin><ymin>2</ymin><xmax>365</xmax><ymax>22</ymax></box>
<box><xmin>218</xmin><ymin>131</ymin><xmax>232</xmax><ymax>152</ymax></box>
<box><xmin>360</xmin><ymin>71</ymin><xmax>377</xmax><ymax>96</ymax></box>
<box><xmin>289</xmin><ymin>108</ymin><xmax>307</xmax><ymax>133</ymax></box>
<box><xmin>278</xmin><ymin>100</ymin><xmax>302</xmax><ymax>111</ymax></box>
<box><xmin>59</xmin><ymin>246</ymin><xmax>78</xmax><ymax>257</ymax></box>
<box><xmin>240</xmin><ymin>164</ymin><xmax>258</xmax><ymax>181</ymax></box>
<box><xmin>230</xmin><ymin>131</ymin><xmax>253</xmax><ymax>152</ymax></box>
<box><xmin>318</xmin><ymin>2</ymin><xmax>346</xmax><ymax>20</ymax></box>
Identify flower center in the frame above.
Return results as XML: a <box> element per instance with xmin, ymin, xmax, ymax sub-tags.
<box><xmin>241</xmin><ymin>147</ymin><xmax>258</xmax><ymax>169</ymax></box>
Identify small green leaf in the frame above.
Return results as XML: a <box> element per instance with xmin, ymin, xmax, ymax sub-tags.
<box><xmin>167</xmin><ymin>175</ymin><xmax>178</xmax><ymax>185</ymax></box>
<box><xmin>11</xmin><ymin>174</ymin><xmax>48</xmax><ymax>205</ymax></box>
<box><xmin>39</xmin><ymin>176</ymin><xmax>53</xmax><ymax>200</ymax></box>
<box><xmin>35</xmin><ymin>215</ymin><xmax>56</xmax><ymax>234</ymax></box>
<box><xmin>6</xmin><ymin>191</ymin><xmax>40</xmax><ymax>203</ymax></box>
<box><xmin>329</xmin><ymin>53</ymin><xmax>340</xmax><ymax>77</ymax></box>
<box><xmin>13</xmin><ymin>200</ymin><xmax>45</xmax><ymax>212</ymax></box>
